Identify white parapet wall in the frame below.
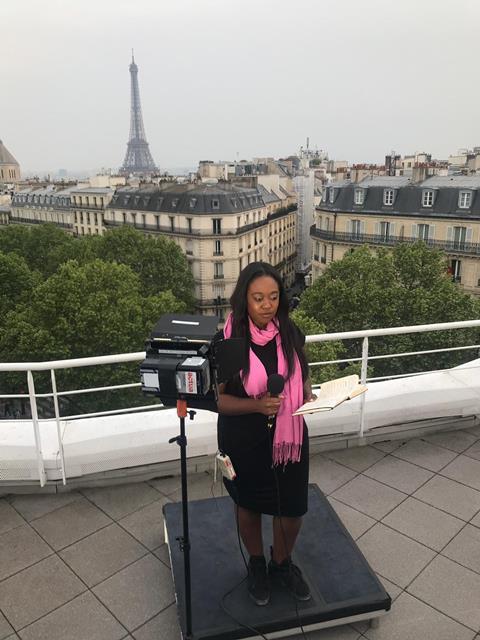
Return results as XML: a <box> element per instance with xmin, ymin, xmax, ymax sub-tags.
<box><xmin>1</xmin><ymin>360</ymin><xmax>479</xmax><ymax>488</ymax></box>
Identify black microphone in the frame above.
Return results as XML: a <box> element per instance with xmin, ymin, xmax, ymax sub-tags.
<box><xmin>266</xmin><ymin>374</ymin><xmax>285</xmax><ymax>429</ymax></box>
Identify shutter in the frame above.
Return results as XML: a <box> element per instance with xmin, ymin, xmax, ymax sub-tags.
<box><xmin>374</xmin><ymin>222</ymin><xmax>380</xmax><ymax>236</ymax></box>
<box><xmin>430</xmin><ymin>225</ymin><xmax>435</xmax><ymax>241</ymax></box>
<box><xmin>411</xmin><ymin>223</ymin><xmax>418</xmax><ymax>240</ymax></box>
<box><xmin>346</xmin><ymin>219</ymin><xmax>352</xmax><ymax>234</ymax></box>
<box><xmin>447</xmin><ymin>226</ymin><xmax>453</xmax><ymax>242</ymax></box>
<box><xmin>390</xmin><ymin>222</ymin><xmax>396</xmax><ymax>237</ymax></box>
<box><xmin>361</xmin><ymin>221</ymin><xmax>366</xmax><ymax>235</ymax></box>
<box><xmin>466</xmin><ymin>227</ymin><xmax>473</xmax><ymax>243</ymax></box>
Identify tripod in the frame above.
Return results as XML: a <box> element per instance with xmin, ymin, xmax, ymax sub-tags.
<box><xmin>169</xmin><ymin>399</ymin><xmax>195</xmax><ymax>640</ymax></box>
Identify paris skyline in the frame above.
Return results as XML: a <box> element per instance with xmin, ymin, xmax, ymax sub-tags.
<box><xmin>1</xmin><ymin>0</ymin><xmax>479</xmax><ymax>175</ymax></box>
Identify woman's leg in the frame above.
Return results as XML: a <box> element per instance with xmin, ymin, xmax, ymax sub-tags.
<box><xmin>272</xmin><ymin>516</ymin><xmax>302</xmax><ymax>563</ymax></box>
<box><xmin>236</xmin><ymin>505</ymin><xmax>263</xmax><ymax>556</ymax></box>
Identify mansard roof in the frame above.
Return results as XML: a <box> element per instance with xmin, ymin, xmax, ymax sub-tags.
<box><xmin>320</xmin><ymin>176</ymin><xmax>480</xmax><ymax>219</ymax></box>
<box><xmin>108</xmin><ymin>182</ymin><xmax>269</xmax><ymax>214</ymax></box>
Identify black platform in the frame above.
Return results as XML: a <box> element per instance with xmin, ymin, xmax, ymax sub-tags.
<box><xmin>163</xmin><ymin>484</ymin><xmax>391</xmax><ymax>640</ymax></box>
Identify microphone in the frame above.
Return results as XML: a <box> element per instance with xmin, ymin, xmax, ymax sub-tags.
<box><xmin>266</xmin><ymin>373</ymin><xmax>285</xmax><ymax>429</ymax></box>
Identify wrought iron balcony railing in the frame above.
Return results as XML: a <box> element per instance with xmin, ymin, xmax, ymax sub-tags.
<box><xmin>310</xmin><ymin>226</ymin><xmax>480</xmax><ymax>256</ymax></box>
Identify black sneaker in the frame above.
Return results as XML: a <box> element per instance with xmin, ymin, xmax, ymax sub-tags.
<box><xmin>247</xmin><ymin>555</ymin><xmax>270</xmax><ymax>606</ymax></box>
<box><xmin>268</xmin><ymin>555</ymin><xmax>311</xmax><ymax>601</ymax></box>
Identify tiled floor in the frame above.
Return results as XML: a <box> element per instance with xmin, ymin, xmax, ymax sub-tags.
<box><xmin>1</xmin><ymin>425</ymin><xmax>480</xmax><ymax>639</ymax></box>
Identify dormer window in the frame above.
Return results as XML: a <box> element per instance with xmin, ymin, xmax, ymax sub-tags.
<box><xmin>329</xmin><ymin>188</ymin><xmax>335</xmax><ymax>204</ymax></box>
<box><xmin>189</xmin><ymin>198</ymin><xmax>197</xmax><ymax>209</ymax></box>
<box><xmin>422</xmin><ymin>190</ymin><xmax>434</xmax><ymax>207</ymax></box>
<box><xmin>171</xmin><ymin>198</ymin><xmax>178</xmax><ymax>209</ymax></box>
<box><xmin>458</xmin><ymin>190</ymin><xmax>472</xmax><ymax>209</ymax></box>
<box><xmin>383</xmin><ymin>189</ymin><xmax>394</xmax><ymax>206</ymax></box>
<box><xmin>212</xmin><ymin>198</ymin><xmax>220</xmax><ymax>210</ymax></box>
<box><xmin>156</xmin><ymin>197</ymin><xmax>164</xmax><ymax>210</ymax></box>
<box><xmin>354</xmin><ymin>189</ymin><xmax>365</xmax><ymax>205</ymax></box>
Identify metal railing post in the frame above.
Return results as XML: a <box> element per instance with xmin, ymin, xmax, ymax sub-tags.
<box><xmin>27</xmin><ymin>370</ymin><xmax>47</xmax><ymax>487</ymax></box>
<box><xmin>359</xmin><ymin>337</ymin><xmax>369</xmax><ymax>439</ymax></box>
<box><xmin>50</xmin><ymin>369</ymin><xmax>66</xmax><ymax>485</ymax></box>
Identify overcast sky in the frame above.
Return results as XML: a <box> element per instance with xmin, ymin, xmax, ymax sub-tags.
<box><xmin>1</xmin><ymin>0</ymin><xmax>479</xmax><ymax>175</ymax></box>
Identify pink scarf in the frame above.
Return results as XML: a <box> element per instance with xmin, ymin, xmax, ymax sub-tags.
<box><xmin>223</xmin><ymin>312</ymin><xmax>304</xmax><ymax>465</ymax></box>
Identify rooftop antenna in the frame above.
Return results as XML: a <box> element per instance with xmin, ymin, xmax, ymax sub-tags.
<box><xmin>132</xmin><ymin>48</ymin><xmax>135</xmax><ymax>63</ymax></box>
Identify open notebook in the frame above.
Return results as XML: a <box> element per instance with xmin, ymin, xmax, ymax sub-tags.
<box><xmin>293</xmin><ymin>374</ymin><xmax>367</xmax><ymax>416</ymax></box>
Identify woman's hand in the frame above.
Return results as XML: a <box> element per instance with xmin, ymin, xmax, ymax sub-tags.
<box><xmin>303</xmin><ymin>379</ymin><xmax>317</xmax><ymax>403</ymax></box>
<box><xmin>256</xmin><ymin>392</ymin><xmax>284</xmax><ymax>416</ymax></box>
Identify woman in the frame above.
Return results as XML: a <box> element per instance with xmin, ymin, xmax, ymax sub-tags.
<box><xmin>216</xmin><ymin>262</ymin><xmax>315</xmax><ymax>606</ymax></box>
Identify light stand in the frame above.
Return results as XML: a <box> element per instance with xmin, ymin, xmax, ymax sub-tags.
<box><xmin>169</xmin><ymin>399</ymin><xmax>196</xmax><ymax>639</ymax></box>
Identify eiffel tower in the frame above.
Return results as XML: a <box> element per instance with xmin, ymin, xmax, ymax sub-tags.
<box><xmin>120</xmin><ymin>51</ymin><xmax>157</xmax><ymax>175</ymax></box>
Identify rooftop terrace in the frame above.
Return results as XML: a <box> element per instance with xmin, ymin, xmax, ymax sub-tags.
<box><xmin>1</xmin><ymin>423</ymin><xmax>480</xmax><ymax>640</ymax></box>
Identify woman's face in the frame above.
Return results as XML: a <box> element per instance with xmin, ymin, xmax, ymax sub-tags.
<box><xmin>247</xmin><ymin>275</ymin><xmax>280</xmax><ymax>329</ymax></box>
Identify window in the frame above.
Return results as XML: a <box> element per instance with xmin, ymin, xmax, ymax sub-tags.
<box><xmin>212</xmin><ymin>199</ymin><xmax>220</xmax><ymax>210</ymax></box>
<box><xmin>142</xmin><ymin>214</ymin><xmax>146</xmax><ymax>228</ymax></box>
<box><xmin>453</xmin><ymin>226</ymin><xmax>467</xmax><ymax>249</ymax></box>
<box><xmin>321</xmin><ymin>244</ymin><xmax>327</xmax><ymax>264</ymax></box>
<box><xmin>131</xmin><ymin>213</ymin><xmax>137</xmax><ymax>225</ymax></box>
<box><xmin>459</xmin><ymin>191</ymin><xmax>472</xmax><ymax>209</ymax></box>
<box><xmin>354</xmin><ymin>189</ymin><xmax>364</xmax><ymax>205</ymax></box>
<box><xmin>418</xmin><ymin>224</ymin><xmax>430</xmax><ymax>241</ymax></box>
<box><xmin>187</xmin><ymin>217</ymin><xmax>192</xmax><ymax>233</ymax></box>
<box><xmin>189</xmin><ymin>198</ymin><xmax>197</xmax><ymax>209</ymax></box>
<box><xmin>122</xmin><ymin>212</ymin><xmax>126</xmax><ymax>224</ymax></box>
<box><xmin>383</xmin><ymin>189</ymin><xmax>394</xmax><ymax>206</ymax></box>
<box><xmin>214</xmin><ymin>239</ymin><xmax>222</xmax><ymax>255</ymax></box>
<box><xmin>329</xmin><ymin>188</ymin><xmax>335</xmax><ymax>203</ymax></box>
<box><xmin>380</xmin><ymin>221</ymin><xmax>391</xmax><ymax>240</ymax></box>
<box><xmin>214</xmin><ymin>262</ymin><xmax>224</xmax><ymax>278</ymax></box>
<box><xmin>351</xmin><ymin>219</ymin><xmax>362</xmax><ymax>238</ymax></box>
<box><xmin>450</xmin><ymin>259</ymin><xmax>461</xmax><ymax>283</ymax></box>
<box><xmin>422</xmin><ymin>190</ymin><xmax>434</xmax><ymax>207</ymax></box>
<box><xmin>169</xmin><ymin>216</ymin><xmax>175</xmax><ymax>232</ymax></box>
<box><xmin>155</xmin><ymin>214</ymin><xmax>160</xmax><ymax>230</ymax></box>
<box><xmin>212</xmin><ymin>218</ymin><xmax>222</xmax><ymax>234</ymax></box>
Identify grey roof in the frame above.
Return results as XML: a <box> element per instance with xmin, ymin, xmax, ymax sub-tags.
<box><xmin>108</xmin><ymin>182</ymin><xmax>269</xmax><ymax>214</ymax></box>
<box><xmin>0</xmin><ymin>140</ymin><xmax>19</xmax><ymax>166</ymax></box>
<box><xmin>358</xmin><ymin>176</ymin><xmax>412</xmax><ymax>188</ymax></box>
<box><xmin>256</xmin><ymin>184</ymin><xmax>281</xmax><ymax>204</ymax></box>
<box><xmin>320</xmin><ymin>176</ymin><xmax>480</xmax><ymax>219</ymax></box>
<box><xmin>71</xmin><ymin>186</ymin><xmax>114</xmax><ymax>195</ymax></box>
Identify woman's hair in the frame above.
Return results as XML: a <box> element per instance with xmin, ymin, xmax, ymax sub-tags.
<box><xmin>229</xmin><ymin>261</ymin><xmax>308</xmax><ymax>381</ymax></box>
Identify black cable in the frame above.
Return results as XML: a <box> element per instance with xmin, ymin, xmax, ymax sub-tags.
<box><xmin>267</xmin><ymin>423</ymin><xmax>308</xmax><ymax>640</ymax></box>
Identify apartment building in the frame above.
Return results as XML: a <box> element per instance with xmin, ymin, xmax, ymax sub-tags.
<box><xmin>311</xmin><ymin>175</ymin><xmax>480</xmax><ymax>295</ymax></box>
<box><xmin>104</xmin><ymin>182</ymin><xmax>297</xmax><ymax>316</ymax></box>
<box><xmin>10</xmin><ymin>186</ymin><xmax>75</xmax><ymax>232</ymax></box>
<box><xmin>0</xmin><ymin>140</ymin><xmax>20</xmax><ymax>184</ymax></box>
<box><xmin>71</xmin><ymin>187</ymin><xmax>115</xmax><ymax>236</ymax></box>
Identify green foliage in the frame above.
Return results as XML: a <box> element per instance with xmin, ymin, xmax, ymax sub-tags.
<box><xmin>94</xmin><ymin>226</ymin><xmax>195</xmax><ymax>307</ymax></box>
<box><xmin>0</xmin><ymin>251</ymin><xmax>41</xmax><ymax>319</ymax></box>
<box><xmin>299</xmin><ymin>243</ymin><xmax>480</xmax><ymax>378</ymax></box>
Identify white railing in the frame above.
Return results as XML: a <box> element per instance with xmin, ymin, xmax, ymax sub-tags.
<box><xmin>1</xmin><ymin>319</ymin><xmax>480</xmax><ymax>487</ymax></box>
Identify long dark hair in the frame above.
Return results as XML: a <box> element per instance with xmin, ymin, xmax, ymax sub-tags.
<box><xmin>229</xmin><ymin>262</ymin><xmax>308</xmax><ymax>381</ymax></box>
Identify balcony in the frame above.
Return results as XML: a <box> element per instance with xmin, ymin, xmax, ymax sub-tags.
<box><xmin>310</xmin><ymin>226</ymin><xmax>480</xmax><ymax>256</ymax></box>
<box><xmin>9</xmin><ymin>215</ymin><xmax>73</xmax><ymax>229</ymax></box>
<box><xmin>1</xmin><ymin>319</ymin><xmax>480</xmax><ymax>639</ymax></box>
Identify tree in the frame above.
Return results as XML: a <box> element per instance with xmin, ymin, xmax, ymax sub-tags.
<box><xmin>300</xmin><ymin>243</ymin><xmax>480</xmax><ymax>378</ymax></box>
<box><xmin>0</xmin><ymin>251</ymin><xmax>40</xmax><ymax>322</ymax></box>
<box><xmin>0</xmin><ymin>259</ymin><xmax>186</xmax><ymax>413</ymax></box>
<box><xmin>95</xmin><ymin>226</ymin><xmax>195</xmax><ymax>308</ymax></box>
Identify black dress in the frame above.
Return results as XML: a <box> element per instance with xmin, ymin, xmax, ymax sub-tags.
<box><xmin>216</xmin><ymin>328</ymin><xmax>309</xmax><ymax>517</ymax></box>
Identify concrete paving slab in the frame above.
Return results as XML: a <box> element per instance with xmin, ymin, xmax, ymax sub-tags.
<box><xmin>331</xmin><ymin>475</ymin><xmax>406</xmax><ymax>520</ymax></box>
<box><xmin>323</xmin><ymin>446</ymin><xmax>386</xmax><ymax>473</ymax></box>
<box><xmin>30</xmin><ymin>498</ymin><xmax>111</xmax><ymax>551</ymax></box>
<box><xmin>308</xmin><ymin>455</ymin><xmax>358</xmax><ymax>495</ymax></box>
<box><xmin>392</xmin><ymin>439</ymin><xmax>458</xmax><ymax>472</ymax></box>
<box><xmin>356</xmin><ymin>523</ymin><xmax>436</xmax><ymax>588</ymax></box>
<box><xmin>82</xmin><ymin>483</ymin><xmax>162</xmax><ymax>520</ymax></box>
<box><xmin>442</xmin><ymin>524</ymin><xmax>480</xmax><ymax>574</ymax></box>
<box><xmin>463</xmin><ymin>440</ymin><xmax>480</xmax><ymax>462</ymax></box>
<box><xmin>422</xmin><ymin>429</ymin><xmax>478</xmax><ymax>453</ymax></box>
<box><xmin>131</xmin><ymin>605</ymin><xmax>180</xmax><ymax>640</ymax></box>
<box><xmin>413</xmin><ymin>474</ymin><xmax>480</xmax><ymax>521</ymax></box>
<box><xmin>327</xmin><ymin>497</ymin><xmax>376</xmax><ymax>540</ymax></box>
<box><xmin>0</xmin><ymin>501</ymin><xmax>25</xmax><ymax>536</ymax></box>
<box><xmin>408</xmin><ymin>555</ymin><xmax>480</xmax><ymax>631</ymax></box>
<box><xmin>382</xmin><ymin>497</ymin><xmax>464</xmax><ymax>551</ymax></box>
<box><xmin>59</xmin><ymin>524</ymin><xmax>147</xmax><ymax>587</ymax></box>
<box><xmin>362</xmin><ymin>591</ymin><xmax>475</xmax><ymax>640</ymax></box>
<box><xmin>0</xmin><ymin>555</ymin><xmax>84</xmax><ymax>630</ymax></box>
<box><xmin>118</xmin><ymin>497</ymin><xmax>170</xmax><ymax>550</ymax></box>
<box><xmin>0</xmin><ymin>612</ymin><xmax>13</xmax><ymax>640</ymax></box>
<box><xmin>0</xmin><ymin>525</ymin><xmax>51</xmax><ymax>582</ymax></box>
<box><xmin>371</xmin><ymin>440</ymin><xmax>405</xmax><ymax>453</ymax></box>
<box><xmin>17</xmin><ymin>592</ymin><xmax>127</xmax><ymax>640</ymax></box>
<box><xmin>441</xmin><ymin>455</ymin><xmax>480</xmax><ymax>491</ymax></box>
<box><xmin>93</xmin><ymin>555</ymin><xmax>174</xmax><ymax>632</ymax></box>
<box><xmin>7</xmin><ymin>492</ymin><xmax>82</xmax><ymax>522</ymax></box>
<box><xmin>363</xmin><ymin>455</ymin><xmax>434</xmax><ymax>495</ymax></box>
